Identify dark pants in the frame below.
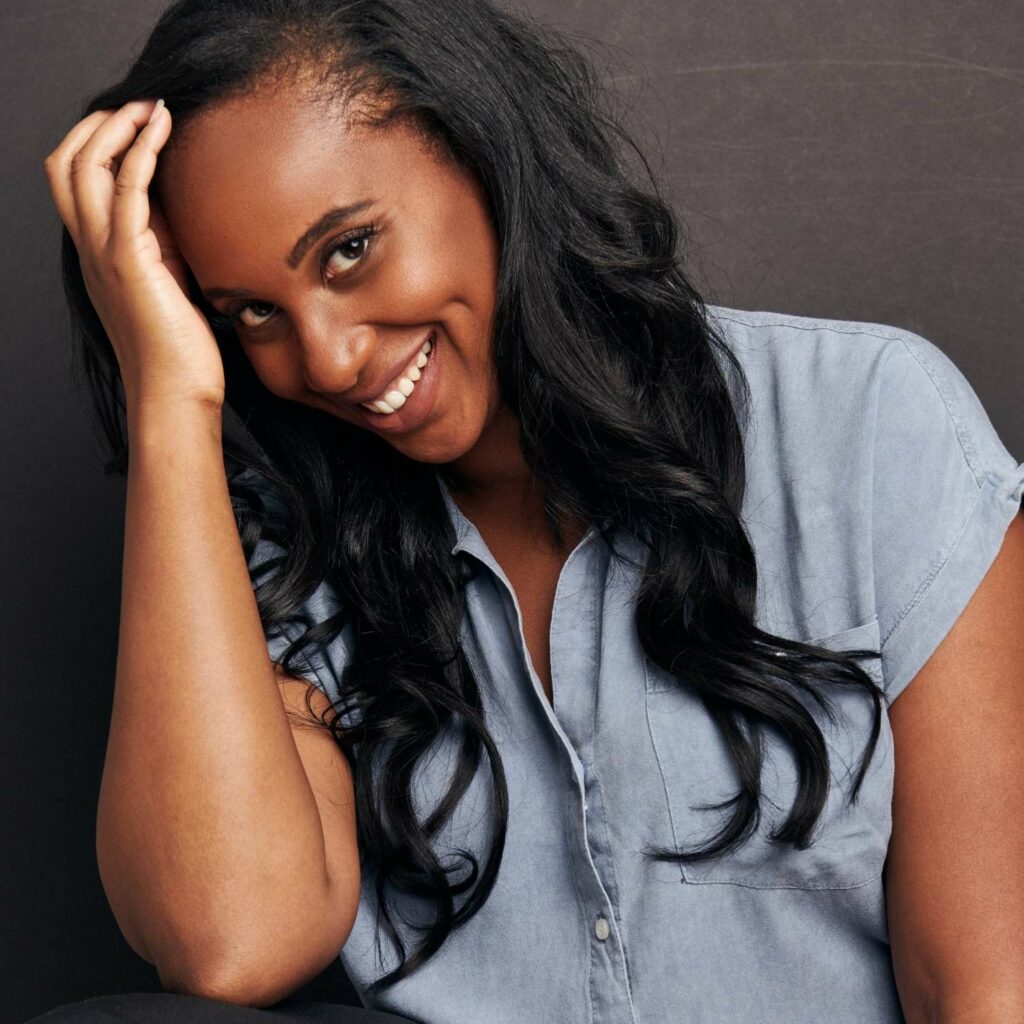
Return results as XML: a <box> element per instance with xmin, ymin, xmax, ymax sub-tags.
<box><xmin>21</xmin><ymin>993</ymin><xmax>416</xmax><ymax>1023</ymax></box>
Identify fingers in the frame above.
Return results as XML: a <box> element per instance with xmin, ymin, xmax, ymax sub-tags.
<box><xmin>43</xmin><ymin>99</ymin><xmax>165</xmax><ymax>253</ymax></box>
<box><xmin>70</xmin><ymin>99</ymin><xmax>163</xmax><ymax>248</ymax></box>
<box><xmin>43</xmin><ymin>108</ymin><xmax>115</xmax><ymax>238</ymax></box>
<box><xmin>110</xmin><ymin>102</ymin><xmax>173</xmax><ymax>250</ymax></box>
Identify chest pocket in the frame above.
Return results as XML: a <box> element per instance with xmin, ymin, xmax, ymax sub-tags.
<box><xmin>645</xmin><ymin>616</ymin><xmax>893</xmax><ymax>889</ymax></box>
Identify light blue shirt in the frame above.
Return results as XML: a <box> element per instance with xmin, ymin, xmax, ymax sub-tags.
<box><xmin>252</xmin><ymin>305</ymin><xmax>1024</xmax><ymax>1023</ymax></box>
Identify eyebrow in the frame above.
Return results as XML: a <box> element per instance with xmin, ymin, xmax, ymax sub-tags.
<box><xmin>201</xmin><ymin>198</ymin><xmax>378</xmax><ymax>302</ymax></box>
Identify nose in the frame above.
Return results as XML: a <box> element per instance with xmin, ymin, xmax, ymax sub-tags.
<box><xmin>295</xmin><ymin>318</ymin><xmax>378</xmax><ymax>399</ymax></box>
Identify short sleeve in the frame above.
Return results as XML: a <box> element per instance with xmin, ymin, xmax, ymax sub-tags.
<box><xmin>871</xmin><ymin>329</ymin><xmax>1024</xmax><ymax>704</ymax></box>
<box><xmin>247</xmin><ymin>530</ymin><xmax>353</xmax><ymax>711</ymax></box>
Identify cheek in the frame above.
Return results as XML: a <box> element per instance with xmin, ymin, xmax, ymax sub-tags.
<box><xmin>239</xmin><ymin>342</ymin><xmax>300</xmax><ymax>400</ymax></box>
<box><xmin>376</xmin><ymin>236</ymin><xmax>456</xmax><ymax>317</ymax></box>
<box><xmin>382</xmin><ymin>205</ymin><xmax>497</xmax><ymax>319</ymax></box>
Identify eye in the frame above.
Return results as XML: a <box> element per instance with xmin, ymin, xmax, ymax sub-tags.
<box><xmin>323</xmin><ymin>224</ymin><xmax>379</xmax><ymax>279</ymax></box>
<box><xmin>209</xmin><ymin>222</ymin><xmax>381</xmax><ymax>333</ymax></box>
<box><xmin>235</xmin><ymin>301</ymin><xmax>277</xmax><ymax>329</ymax></box>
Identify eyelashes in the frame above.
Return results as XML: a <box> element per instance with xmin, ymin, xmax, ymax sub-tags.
<box><xmin>206</xmin><ymin>221</ymin><xmax>381</xmax><ymax>332</ymax></box>
<box><xmin>320</xmin><ymin>221</ymin><xmax>381</xmax><ymax>281</ymax></box>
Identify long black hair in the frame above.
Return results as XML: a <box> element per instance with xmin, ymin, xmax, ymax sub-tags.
<box><xmin>61</xmin><ymin>0</ymin><xmax>885</xmax><ymax>995</ymax></box>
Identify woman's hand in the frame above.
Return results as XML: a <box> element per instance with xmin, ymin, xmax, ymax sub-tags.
<box><xmin>44</xmin><ymin>98</ymin><xmax>226</xmax><ymax>412</ymax></box>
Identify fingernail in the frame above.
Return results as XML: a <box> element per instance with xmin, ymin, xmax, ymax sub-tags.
<box><xmin>147</xmin><ymin>98</ymin><xmax>165</xmax><ymax>125</ymax></box>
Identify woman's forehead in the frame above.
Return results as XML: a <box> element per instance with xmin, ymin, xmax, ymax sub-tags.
<box><xmin>156</xmin><ymin>92</ymin><xmax>435</xmax><ymax>276</ymax></box>
<box><xmin>160</xmin><ymin>87</ymin><xmax>418</xmax><ymax>205</ymax></box>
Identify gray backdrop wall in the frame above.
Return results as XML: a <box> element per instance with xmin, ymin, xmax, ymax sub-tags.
<box><xmin>3</xmin><ymin>1</ymin><xmax>1021</xmax><ymax>1021</ymax></box>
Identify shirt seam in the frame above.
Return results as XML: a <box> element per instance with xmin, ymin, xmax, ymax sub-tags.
<box><xmin>685</xmin><ymin>866</ymin><xmax>886</xmax><ymax>891</ymax></box>
<box><xmin>562</xmin><ymin>778</ymin><xmax>596</xmax><ymax>1024</ymax></box>
<box><xmin>892</xmin><ymin>335</ymin><xmax>984</xmax><ymax>487</ymax></box>
<box><xmin>643</xmin><ymin>657</ymin><xmax>688</xmax><ymax>884</ymax></box>
<box><xmin>589</xmin><ymin>765</ymin><xmax>640</xmax><ymax>1022</ymax></box>
<box><xmin>873</xmin><ymin>337</ymin><xmax>989</xmax><ymax>653</ymax></box>
<box><xmin>712</xmin><ymin>310</ymin><xmax>985</xmax><ymax>486</ymax></box>
<box><xmin>877</xmin><ymin>479</ymin><xmax>983</xmax><ymax>655</ymax></box>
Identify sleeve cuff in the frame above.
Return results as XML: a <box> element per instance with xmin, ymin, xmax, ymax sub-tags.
<box><xmin>880</xmin><ymin>463</ymin><xmax>1024</xmax><ymax>703</ymax></box>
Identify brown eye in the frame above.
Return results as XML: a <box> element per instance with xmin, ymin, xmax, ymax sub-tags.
<box><xmin>323</xmin><ymin>225</ymin><xmax>378</xmax><ymax>279</ymax></box>
<box><xmin>211</xmin><ymin>222</ymin><xmax>381</xmax><ymax>333</ymax></box>
<box><xmin>236</xmin><ymin>301</ymin><xmax>277</xmax><ymax>328</ymax></box>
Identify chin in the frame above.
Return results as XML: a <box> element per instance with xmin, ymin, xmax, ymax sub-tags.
<box><xmin>384</xmin><ymin>420</ymin><xmax>485</xmax><ymax>466</ymax></box>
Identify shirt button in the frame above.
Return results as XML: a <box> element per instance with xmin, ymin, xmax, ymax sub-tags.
<box><xmin>594</xmin><ymin>916</ymin><xmax>610</xmax><ymax>941</ymax></box>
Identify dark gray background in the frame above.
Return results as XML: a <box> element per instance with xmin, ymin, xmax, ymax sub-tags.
<box><xmin>4</xmin><ymin>1</ymin><xmax>1022</xmax><ymax>1020</ymax></box>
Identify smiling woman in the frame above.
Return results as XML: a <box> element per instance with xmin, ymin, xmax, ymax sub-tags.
<box><xmin>155</xmin><ymin>92</ymin><xmax>501</xmax><ymax>455</ymax></box>
<box><xmin>34</xmin><ymin>0</ymin><xmax>1024</xmax><ymax>1022</ymax></box>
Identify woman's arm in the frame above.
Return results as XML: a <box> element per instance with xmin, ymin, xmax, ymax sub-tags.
<box><xmin>96</xmin><ymin>400</ymin><xmax>359</xmax><ymax>1002</ymax></box>
<box><xmin>885</xmin><ymin>513</ymin><xmax>1024</xmax><ymax>1023</ymax></box>
<box><xmin>43</xmin><ymin>100</ymin><xmax>360</xmax><ymax>1003</ymax></box>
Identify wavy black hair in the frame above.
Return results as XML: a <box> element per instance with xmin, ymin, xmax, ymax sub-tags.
<box><xmin>61</xmin><ymin>0</ymin><xmax>886</xmax><ymax>996</ymax></box>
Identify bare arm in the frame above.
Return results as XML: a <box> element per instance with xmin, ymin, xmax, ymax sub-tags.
<box><xmin>885</xmin><ymin>513</ymin><xmax>1024</xmax><ymax>1023</ymax></box>
<box><xmin>41</xmin><ymin>98</ymin><xmax>358</xmax><ymax>1005</ymax></box>
<box><xmin>97</xmin><ymin>401</ymin><xmax>359</xmax><ymax>1003</ymax></box>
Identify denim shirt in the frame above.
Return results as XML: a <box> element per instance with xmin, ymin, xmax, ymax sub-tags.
<box><xmin>254</xmin><ymin>305</ymin><xmax>1024</xmax><ymax>1023</ymax></box>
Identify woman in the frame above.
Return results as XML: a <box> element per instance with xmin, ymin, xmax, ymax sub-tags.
<box><xmin>34</xmin><ymin>0</ymin><xmax>1024</xmax><ymax>1021</ymax></box>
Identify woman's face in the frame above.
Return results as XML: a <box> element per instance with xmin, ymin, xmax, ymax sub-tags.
<box><xmin>156</xmin><ymin>80</ymin><xmax>502</xmax><ymax>466</ymax></box>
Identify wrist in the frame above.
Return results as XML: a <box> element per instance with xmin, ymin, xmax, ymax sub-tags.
<box><xmin>126</xmin><ymin>395</ymin><xmax>225</xmax><ymax>450</ymax></box>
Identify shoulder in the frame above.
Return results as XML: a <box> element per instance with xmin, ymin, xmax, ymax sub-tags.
<box><xmin>705</xmin><ymin>302</ymin><xmax>910</xmax><ymax>353</ymax></box>
<box><xmin>706</xmin><ymin>302</ymin><xmax>943</xmax><ymax>382</ymax></box>
<box><xmin>708</xmin><ymin>302</ymin><xmax>928</xmax><ymax>397</ymax></box>
<box><xmin>707</xmin><ymin>306</ymin><xmax>1024</xmax><ymax>701</ymax></box>
<box><xmin>705</xmin><ymin>303</ymin><xmax>1012</xmax><ymax>480</ymax></box>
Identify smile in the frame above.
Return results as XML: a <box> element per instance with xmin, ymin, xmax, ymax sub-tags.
<box><xmin>361</xmin><ymin>334</ymin><xmax>435</xmax><ymax>414</ymax></box>
<box><xmin>354</xmin><ymin>329</ymin><xmax>443</xmax><ymax>435</ymax></box>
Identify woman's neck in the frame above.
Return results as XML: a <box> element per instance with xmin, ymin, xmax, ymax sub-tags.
<box><xmin>442</xmin><ymin>404</ymin><xmax>532</xmax><ymax>501</ymax></box>
<box><xmin>441</xmin><ymin>406</ymin><xmax>587</xmax><ymax>550</ymax></box>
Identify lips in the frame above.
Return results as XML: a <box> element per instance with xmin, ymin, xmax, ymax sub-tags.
<box><xmin>352</xmin><ymin>325</ymin><xmax>443</xmax><ymax>434</ymax></box>
<box><xmin>360</xmin><ymin>335</ymin><xmax>433</xmax><ymax>414</ymax></box>
<box><xmin>347</xmin><ymin>329</ymin><xmax>436</xmax><ymax>407</ymax></box>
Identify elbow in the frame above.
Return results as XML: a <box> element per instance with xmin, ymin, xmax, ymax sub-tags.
<box><xmin>123</xmin><ymin>867</ymin><xmax>360</xmax><ymax>1007</ymax></box>
<box><xmin>158</xmin><ymin>957</ymin><xmax>295</xmax><ymax>1009</ymax></box>
<box><xmin>154</xmin><ymin>915</ymin><xmax>357</xmax><ymax>1010</ymax></box>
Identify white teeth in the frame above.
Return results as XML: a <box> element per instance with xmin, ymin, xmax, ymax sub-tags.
<box><xmin>361</xmin><ymin>336</ymin><xmax>434</xmax><ymax>414</ymax></box>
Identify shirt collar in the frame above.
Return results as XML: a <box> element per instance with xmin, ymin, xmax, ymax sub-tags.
<box><xmin>433</xmin><ymin>469</ymin><xmax>618</xmax><ymax>562</ymax></box>
<box><xmin>434</xmin><ymin>470</ymin><xmax>475</xmax><ymax>556</ymax></box>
